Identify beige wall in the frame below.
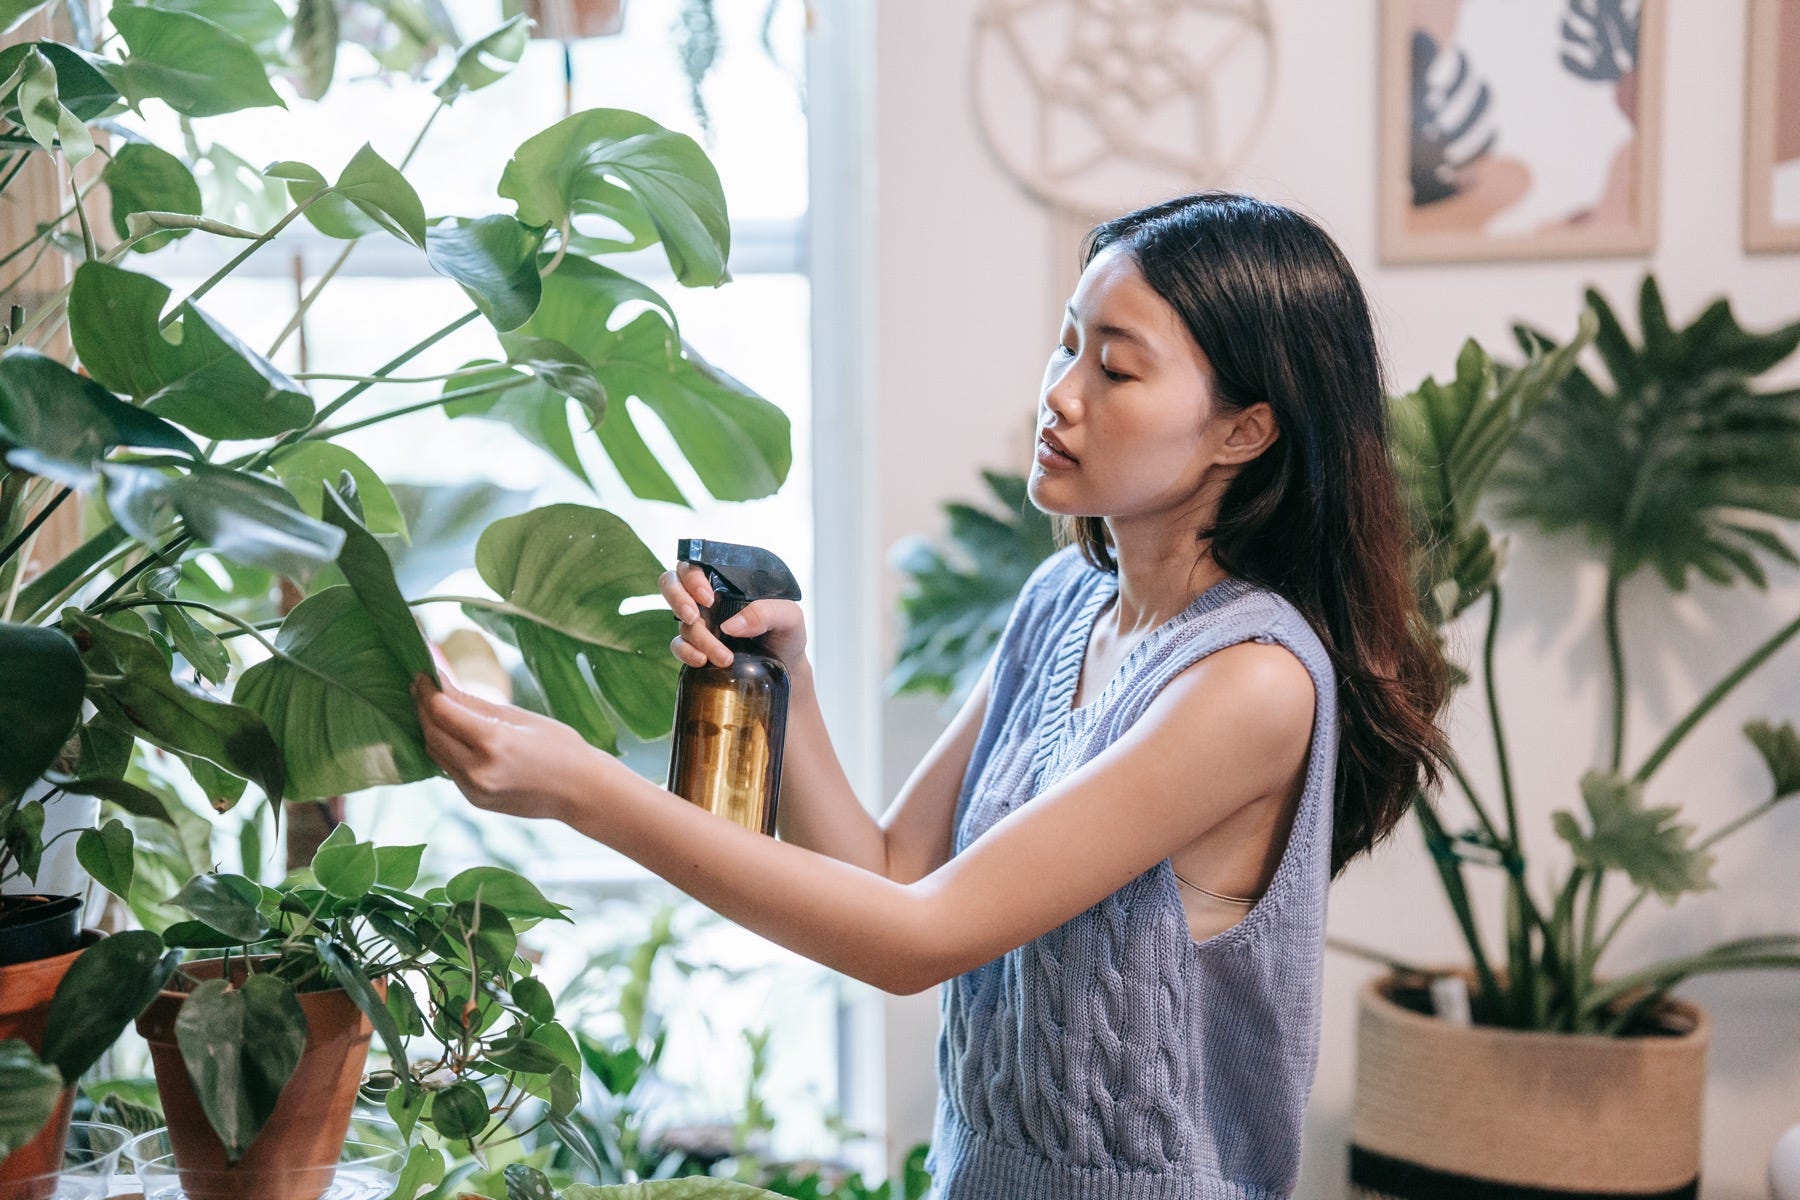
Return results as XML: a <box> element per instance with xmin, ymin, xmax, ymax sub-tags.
<box><xmin>866</xmin><ymin>2</ymin><xmax>1800</xmax><ymax>1196</ymax></box>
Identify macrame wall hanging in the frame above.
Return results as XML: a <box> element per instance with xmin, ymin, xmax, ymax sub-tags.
<box><xmin>970</xmin><ymin>0</ymin><xmax>1278</xmax><ymax>292</ymax></box>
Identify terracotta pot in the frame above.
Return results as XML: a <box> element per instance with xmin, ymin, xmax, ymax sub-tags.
<box><xmin>520</xmin><ymin>0</ymin><xmax>624</xmax><ymax>40</ymax></box>
<box><xmin>1349</xmin><ymin>967</ymin><xmax>1709</xmax><ymax>1199</ymax></box>
<box><xmin>0</xmin><ymin>929</ymin><xmax>102</xmax><ymax>1200</ymax></box>
<box><xmin>135</xmin><ymin>956</ymin><xmax>382</xmax><ymax>1200</ymax></box>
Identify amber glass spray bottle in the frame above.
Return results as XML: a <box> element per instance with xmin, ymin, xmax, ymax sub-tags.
<box><xmin>666</xmin><ymin>538</ymin><xmax>803</xmax><ymax>835</ymax></box>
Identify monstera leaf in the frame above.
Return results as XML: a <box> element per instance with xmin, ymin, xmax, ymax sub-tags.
<box><xmin>1552</xmin><ymin>770</ymin><xmax>1714</xmax><ymax>904</ymax></box>
<box><xmin>1387</xmin><ymin>312</ymin><xmax>1594</xmax><ymax>624</ymax></box>
<box><xmin>463</xmin><ymin>504</ymin><xmax>678</xmax><ymax>754</ymax></box>
<box><xmin>1495</xmin><ymin>276</ymin><xmax>1800</xmax><ymax>592</ymax></box>
<box><xmin>888</xmin><ymin>469</ymin><xmax>1057</xmax><ymax>705</ymax></box>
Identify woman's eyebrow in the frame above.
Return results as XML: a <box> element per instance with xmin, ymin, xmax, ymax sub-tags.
<box><xmin>1064</xmin><ymin>303</ymin><xmax>1156</xmax><ymax>354</ymax></box>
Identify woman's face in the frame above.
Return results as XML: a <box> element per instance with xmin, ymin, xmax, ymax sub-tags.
<box><xmin>1028</xmin><ymin>243</ymin><xmax>1232</xmax><ymax>523</ymax></box>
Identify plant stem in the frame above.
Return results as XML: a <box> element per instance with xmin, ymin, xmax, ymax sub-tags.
<box><xmin>1632</xmin><ymin>609</ymin><xmax>1800</xmax><ymax>784</ymax></box>
<box><xmin>1482</xmin><ymin>585</ymin><xmax>1521</xmax><ymax>843</ymax></box>
<box><xmin>88</xmin><ymin>534</ymin><xmax>192</xmax><ymax>609</ymax></box>
<box><xmin>241</xmin><ymin>310</ymin><xmax>482</xmax><ymax>472</ymax></box>
<box><xmin>0</xmin><ymin>485</ymin><xmax>71</xmax><ymax>567</ymax></box>
<box><xmin>1604</xmin><ymin>562</ymin><xmax>1626</xmax><ymax>773</ymax></box>
<box><xmin>1412</xmin><ymin>792</ymin><xmax>1503</xmax><ymax>1009</ymax></box>
<box><xmin>294</xmin><ymin>366</ymin><xmax>496</xmax><ymax>384</ymax></box>
<box><xmin>160</xmin><ymin>191</ymin><xmax>328</xmax><ymax>328</ymax></box>
<box><xmin>311</xmin><ymin>375</ymin><xmax>531</xmax><ymax>438</ymax></box>
<box><xmin>0</xmin><ymin>153</ymin><xmax>28</xmax><ymax>197</ymax></box>
<box><xmin>92</xmin><ymin>595</ymin><xmax>283</xmax><ymax>657</ymax></box>
<box><xmin>265</xmin><ymin>99</ymin><xmax>447</xmax><ymax>359</ymax></box>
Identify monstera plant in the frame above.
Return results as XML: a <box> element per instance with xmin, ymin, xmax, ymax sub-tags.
<box><xmin>0</xmin><ymin>0</ymin><xmax>790</xmax><ymax>1186</ymax></box>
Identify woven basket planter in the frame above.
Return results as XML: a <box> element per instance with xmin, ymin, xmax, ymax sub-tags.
<box><xmin>1349</xmin><ymin>968</ymin><xmax>1709</xmax><ymax>1200</ymax></box>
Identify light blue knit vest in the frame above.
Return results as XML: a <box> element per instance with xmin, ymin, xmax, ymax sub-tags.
<box><xmin>925</xmin><ymin>544</ymin><xmax>1340</xmax><ymax>1200</ymax></box>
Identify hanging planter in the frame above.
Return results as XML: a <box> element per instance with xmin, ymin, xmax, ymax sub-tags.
<box><xmin>519</xmin><ymin>0</ymin><xmax>626</xmax><ymax>41</ymax></box>
<box><xmin>1349</xmin><ymin>968</ymin><xmax>1709</xmax><ymax>1198</ymax></box>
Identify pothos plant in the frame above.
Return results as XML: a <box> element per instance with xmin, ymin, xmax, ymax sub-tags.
<box><xmin>1375</xmin><ymin>275</ymin><xmax>1800</xmax><ymax>1034</ymax></box>
<box><xmin>155</xmin><ymin>822</ymin><xmax>592</xmax><ymax>1184</ymax></box>
<box><xmin>0</xmin><ymin>0</ymin><xmax>789</xmax><ymax>935</ymax></box>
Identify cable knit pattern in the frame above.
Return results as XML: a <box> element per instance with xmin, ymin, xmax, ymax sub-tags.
<box><xmin>926</xmin><ymin>545</ymin><xmax>1339</xmax><ymax>1200</ymax></box>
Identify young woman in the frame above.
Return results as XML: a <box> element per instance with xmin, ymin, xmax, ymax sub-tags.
<box><xmin>411</xmin><ymin>191</ymin><xmax>1451</xmax><ymax>1199</ymax></box>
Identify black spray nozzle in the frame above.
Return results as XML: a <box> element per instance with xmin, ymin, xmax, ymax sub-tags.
<box><xmin>676</xmin><ymin>539</ymin><xmax>802</xmax><ymax>635</ymax></box>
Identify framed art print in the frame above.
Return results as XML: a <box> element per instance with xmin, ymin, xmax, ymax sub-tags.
<box><xmin>1745</xmin><ymin>0</ymin><xmax>1800</xmax><ymax>252</ymax></box>
<box><xmin>1380</xmin><ymin>0</ymin><xmax>1664</xmax><ymax>264</ymax></box>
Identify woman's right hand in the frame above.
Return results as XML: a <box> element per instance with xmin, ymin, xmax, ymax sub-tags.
<box><xmin>659</xmin><ymin>564</ymin><xmax>810</xmax><ymax>669</ymax></box>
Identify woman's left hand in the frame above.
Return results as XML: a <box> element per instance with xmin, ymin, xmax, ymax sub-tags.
<box><xmin>410</xmin><ymin>653</ymin><xmax>601</xmax><ymax>822</ymax></box>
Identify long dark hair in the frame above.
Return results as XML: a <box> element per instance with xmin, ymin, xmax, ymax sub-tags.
<box><xmin>1059</xmin><ymin>191</ymin><xmax>1451</xmax><ymax>880</ymax></box>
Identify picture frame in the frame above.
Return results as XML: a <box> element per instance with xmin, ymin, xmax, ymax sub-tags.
<box><xmin>1379</xmin><ymin>0</ymin><xmax>1665</xmax><ymax>264</ymax></box>
<box><xmin>1744</xmin><ymin>0</ymin><xmax>1800</xmax><ymax>252</ymax></box>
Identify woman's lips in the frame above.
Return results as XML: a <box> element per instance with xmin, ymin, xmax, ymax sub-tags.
<box><xmin>1036</xmin><ymin>435</ymin><xmax>1078</xmax><ymax>470</ymax></box>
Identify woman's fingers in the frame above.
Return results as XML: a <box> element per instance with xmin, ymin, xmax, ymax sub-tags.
<box><xmin>413</xmin><ymin>675</ymin><xmax>490</xmax><ymax>751</ymax></box>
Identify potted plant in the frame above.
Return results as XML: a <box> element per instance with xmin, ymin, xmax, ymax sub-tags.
<box><xmin>124</xmin><ymin>822</ymin><xmax>582</xmax><ymax>1200</ymax></box>
<box><xmin>1338</xmin><ymin>277</ymin><xmax>1800</xmax><ymax>1196</ymax></box>
<box><xmin>0</xmin><ymin>928</ymin><xmax>177</xmax><ymax>1200</ymax></box>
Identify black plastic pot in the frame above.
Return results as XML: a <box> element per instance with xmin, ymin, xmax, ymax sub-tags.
<box><xmin>0</xmin><ymin>895</ymin><xmax>83</xmax><ymax>967</ymax></box>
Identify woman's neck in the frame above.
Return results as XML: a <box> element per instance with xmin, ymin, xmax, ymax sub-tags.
<box><xmin>1101</xmin><ymin>519</ymin><xmax>1230</xmax><ymax>639</ymax></box>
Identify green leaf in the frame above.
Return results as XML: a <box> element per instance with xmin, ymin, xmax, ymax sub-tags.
<box><xmin>45</xmin><ymin>772</ymin><xmax>178</xmax><ymax>826</ymax></box>
<box><xmin>444</xmin><ymin>866</ymin><xmax>569</xmax><ymax>921</ymax></box>
<box><xmin>174</xmin><ymin>973</ymin><xmax>307</xmax><ymax>1161</ymax></box>
<box><xmin>0</xmin><ymin>0</ymin><xmax>53</xmax><ymax>34</ymax></box>
<box><xmin>387</xmin><ymin>1143</ymin><xmax>445</xmax><ymax>1200</ymax></box>
<box><xmin>234</xmin><ymin>585</ymin><xmax>437</xmax><ymax>801</ymax></box>
<box><xmin>15</xmin><ymin>47</ymin><xmax>93</xmax><ymax>164</ymax></box>
<box><xmin>468</xmin><ymin>505</ymin><xmax>679</xmax><ymax>752</ymax></box>
<box><xmin>150</xmin><ymin>0</ymin><xmax>286</xmax><ymax>51</ymax></box>
<box><xmin>0</xmin><ymin>621</ymin><xmax>83</xmax><ymax>804</ymax></box>
<box><xmin>61</xmin><ymin>610</ymin><xmax>285</xmax><ymax>804</ymax></box>
<box><xmin>504</xmin><ymin>1164</ymin><xmax>556</xmax><ymax>1200</ymax></box>
<box><xmin>69</xmin><ymin>262</ymin><xmax>313</xmax><ymax>438</ymax></box>
<box><xmin>104</xmin><ymin>142</ymin><xmax>202</xmax><ymax>252</ymax></box>
<box><xmin>1496</xmin><ymin>275</ymin><xmax>1800</xmax><ymax>592</ymax></box>
<box><xmin>1746</xmin><ymin>719</ymin><xmax>1800</xmax><ymax>799</ymax></box>
<box><xmin>425</xmin><ymin>214</ymin><xmax>545</xmax><ymax>332</ymax></box>
<box><xmin>510</xmin><ymin>976</ymin><xmax>554</xmax><ymax>1023</ymax></box>
<box><xmin>488</xmin><ymin>1036</ymin><xmax>563</xmax><ymax>1076</ymax></box>
<box><xmin>374</xmin><ymin>843</ymin><xmax>424</xmax><ymax>890</ymax></box>
<box><xmin>0</xmin><ymin>42</ymin><xmax>118</xmax><ymax>118</ymax></box>
<box><xmin>40</xmin><ymin>929</ymin><xmax>178</xmax><ymax>1080</ymax></box>
<box><xmin>432</xmin><ymin>900</ymin><xmax>516</xmax><ymax>973</ymax></box>
<box><xmin>3</xmin><ymin>800</ymin><xmax>45</xmax><ymax>882</ymax></box>
<box><xmin>1553</xmin><ymin>770</ymin><xmax>1716</xmax><ymax>903</ymax></box>
<box><xmin>290</xmin><ymin>0</ymin><xmax>337</xmax><ymax>99</ymax></box>
<box><xmin>172</xmin><ymin>873</ymin><xmax>268</xmax><ymax>941</ymax></box>
<box><xmin>139</xmin><ymin>568</ymin><xmax>231</xmax><ymax>685</ymax></box>
<box><xmin>268</xmin><ymin>442</ymin><xmax>406</xmax><ymax>537</ymax></box>
<box><xmin>104</xmin><ymin>3</ymin><xmax>285</xmax><ymax>117</ymax></box>
<box><xmin>429</xmin><ymin>1079</ymin><xmax>489</xmax><ymax>1141</ymax></box>
<box><xmin>319</xmin><ymin>484</ymin><xmax>434</xmax><ymax>683</ymax></box>
<box><xmin>888</xmin><ymin>470</ymin><xmax>1059</xmax><ymax>703</ymax></box>
<box><xmin>267</xmin><ymin>144</ymin><xmax>426</xmax><ymax>247</ymax></box>
<box><xmin>314</xmin><ymin>939</ymin><xmax>407</xmax><ymax>1074</ymax></box>
<box><xmin>0</xmin><ymin>1040</ymin><xmax>62</xmax><ymax>1159</ymax></box>
<box><xmin>311</xmin><ymin>824</ymin><xmax>377</xmax><ymax>899</ymax></box>
<box><xmin>75</xmin><ymin>819</ymin><xmax>134</xmax><ymax>900</ymax></box>
<box><xmin>433</xmin><ymin>14</ymin><xmax>528</xmax><ymax>102</ymax></box>
<box><xmin>101</xmin><ymin>461</ymin><xmax>343</xmax><ymax>584</ymax></box>
<box><xmin>442</xmin><ymin>361</ymin><xmax>596</xmax><ymax>489</ymax></box>
<box><xmin>498</xmin><ymin>107</ymin><xmax>730</xmax><ymax>286</ymax></box>
<box><xmin>0</xmin><ymin>349</ymin><xmax>201</xmax><ymax>484</ymax></box>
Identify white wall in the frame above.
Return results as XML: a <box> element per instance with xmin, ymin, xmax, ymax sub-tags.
<box><xmin>865</xmin><ymin>2</ymin><xmax>1800</xmax><ymax>1197</ymax></box>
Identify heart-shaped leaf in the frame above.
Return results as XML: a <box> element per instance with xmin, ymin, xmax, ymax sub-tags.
<box><xmin>76</xmin><ymin>819</ymin><xmax>134</xmax><ymax>900</ymax></box>
<box><xmin>432</xmin><ymin>14</ymin><xmax>527</xmax><ymax>102</ymax></box>
<box><xmin>15</xmin><ymin>47</ymin><xmax>93</xmax><ymax>164</ymax></box>
<box><xmin>103</xmin><ymin>142</ymin><xmax>202</xmax><ymax>252</ymax></box>
<box><xmin>40</xmin><ymin>929</ymin><xmax>178</xmax><ymax>1081</ymax></box>
<box><xmin>310</xmin><ymin>823</ymin><xmax>376</xmax><ymax>899</ymax></box>
<box><xmin>172</xmin><ymin>873</ymin><xmax>268</xmax><ymax>941</ymax></box>
<box><xmin>234</xmin><ymin>585</ymin><xmax>437</xmax><ymax>801</ymax></box>
<box><xmin>103</xmin><ymin>4</ymin><xmax>285</xmax><ymax>117</ymax></box>
<box><xmin>0</xmin><ymin>41</ymin><xmax>118</xmax><ymax>118</ymax></box>
<box><xmin>69</xmin><ymin>262</ymin><xmax>312</xmax><ymax>439</ymax></box>
<box><xmin>498</xmin><ymin>107</ymin><xmax>729</xmax><ymax>286</ymax></box>
<box><xmin>0</xmin><ymin>621</ymin><xmax>84</xmax><ymax>804</ymax></box>
<box><xmin>467</xmin><ymin>505</ymin><xmax>679</xmax><ymax>752</ymax></box>
<box><xmin>444</xmin><ymin>866</ymin><xmax>570</xmax><ymax>921</ymax></box>
<box><xmin>174</xmin><ymin>973</ymin><xmax>306</xmax><ymax>1160</ymax></box>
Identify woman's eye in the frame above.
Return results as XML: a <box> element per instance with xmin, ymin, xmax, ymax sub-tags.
<box><xmin>1054</xmin><ymin>341</ymin><xmax>1128</xmax><ymax>382</ymax></box>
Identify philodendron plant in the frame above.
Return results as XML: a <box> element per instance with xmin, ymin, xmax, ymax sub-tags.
<box><xmin>0</xmin><ymin>0</ymin><xmax>789</xmax><ymax>926</ymax></box>
<box><xmin>153</xmin><ymin>823</ymin><xmax>587</xmax><ymax>1183</ymax></box>
<box><xmin>1375</xmin><ymin>276</ymin><xmax>1800</xmax><ymax>1034</ymax></box>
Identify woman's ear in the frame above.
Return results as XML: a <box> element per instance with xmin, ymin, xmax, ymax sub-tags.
<box><xmin>1219</xmin><ymin>401</ymin><xmax>1279</xmax><ymax>464</ymax></box>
